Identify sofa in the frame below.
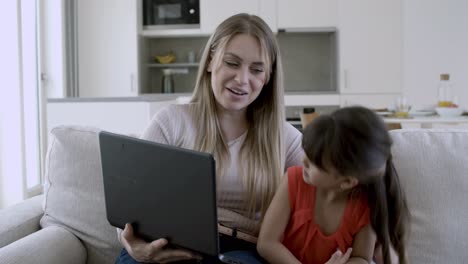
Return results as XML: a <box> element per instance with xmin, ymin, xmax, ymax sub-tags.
<box><xmin>0</xmin><ymin>126</ymin><xmax>467</xmax><ymax>264</ymax></box>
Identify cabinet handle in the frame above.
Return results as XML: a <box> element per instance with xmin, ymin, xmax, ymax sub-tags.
<box><xmin>130</xmin><ymin>74</ymin><xmax>135</xmax><ymax>92</ymax></box>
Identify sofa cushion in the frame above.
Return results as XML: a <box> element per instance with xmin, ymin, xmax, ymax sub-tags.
<box><xmin>390</xmin><ymin>129</ymin><xmax>468</xmax><ymax>264</ymax></box>
<box><xmin>40</xmin><ymin>126</ymin><xmax>121</xmax><ymax>264</ymax></box>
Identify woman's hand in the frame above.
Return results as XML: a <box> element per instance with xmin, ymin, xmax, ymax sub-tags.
<box><xmin>121</xmin><ymin>223</ymin><xmax>202</xmax><ymax>263</ymax></box>
<box><xmin>325</xmin><ymin>248</ymin><xmax>353</xmax><ymax>264</ymax></box>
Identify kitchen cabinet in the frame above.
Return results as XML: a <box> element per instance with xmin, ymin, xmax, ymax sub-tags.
<box><xmin>141</xmin><ymin>0</ymin><xmax>277</xmax><ymax>37</ymax></box>
<box><xmin>338</xmin><ymin>0</ymin><xmax>402</xmax><ymax>94</ymax></box>
<box><xmin>47</xmin><ymin>100</ymin><xmax>175</xmax><ymax>136</ymax></box>
<box><xmin>285</xmin><ymin>94</ymin><xmax>340</xmax><ymax>106</ymax></box>
<box><xmin>277</xmin><ymin>0</ymin><xmax>337</xmax><ymax>29</ymax></box>
<box><xmin>200</xmin><ymin>0</ymin><xmax>277</xmax><ymax>34</ymax></box>
<box><xmin>258</xmin><ymin>0</ymin><xmax>278</xmax><ymax>33</ymax></box>
<box><xmin>48</xmin><ymin>101</ymin><xmax>149</xmax><ymax>135</ymax></box>
<box><xmin>77</xmin><ymin>0</ymin><xmax>139</xmax><ymax>97</ymax></box>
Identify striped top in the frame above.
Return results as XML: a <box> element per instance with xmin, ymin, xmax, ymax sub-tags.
<box><xmin>141</xmin><ymin>103</ymin><xmax>304</xmax><ymax>235</ymax></box>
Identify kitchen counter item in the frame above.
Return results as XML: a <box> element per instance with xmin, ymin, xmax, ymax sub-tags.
<box><xmin>438</xmin><ymin>73</ymin><xmax>453</xmax><ymax>107</ymax></box>
<box><xmin>161</xmin><ymin>68</ymin><xmax>189</xmax><ymax>93</ymax></box>
<box><xmin>155</xmin><ymin>51</ymin><xmax>176</xmax><ymax>64</ymax></box>
<box><xmin>300</xmin><ymin>107</ymin><xmax>319</xmax><ymax>129</ymax></box>
<box><xmin>375</xmin><ymin>111</ymin><xmax>393</xmax><ymax>117</ymax></box>
<box><xmin>162</xmin><ymin>69</ymin><xmax>174</xmax><ymax>93</ymax></box>
<box><xmin>435</xmin><ymin>107</ymin><xmax>464</xmax><ymax>117</ymax></box>
<box><xmin>383</xmin><ymin>115</ymin><xmax>468</xmax><ymax>129</ymax></box>
<box><xmin>409</xmin><ymin>110</ymin><xmax>435</xmax><ymax>117</ymax></box>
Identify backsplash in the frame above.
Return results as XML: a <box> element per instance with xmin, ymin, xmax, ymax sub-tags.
<box><xmin>141</xmin><ymin>31</ymin><xmax>338</xmax><ymax>94</ymax></box>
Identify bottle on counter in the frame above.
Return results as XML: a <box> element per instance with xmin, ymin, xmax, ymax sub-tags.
<box><xmin>162</xmin><ymin>69</ymin><xmax>174</xmax><ymax>93</ymax></box>
<box><xmin>300</xmin><ymin>107</ymin><xmax>319</xmax><ymax>129</ymax></box>
<box><xmin>438</xmin><ymin>73</ymin><xmax>453</xmax><ymax>107</ymax></box>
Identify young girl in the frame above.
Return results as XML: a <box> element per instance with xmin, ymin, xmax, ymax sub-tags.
<box><xmin>258</xmin><ymin>106</ymin><xmax>410</xmax><ymax>264</ymax></box>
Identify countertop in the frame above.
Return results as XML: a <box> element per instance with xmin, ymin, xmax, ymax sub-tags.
<box><xmin>47</xmin><ymin>93</ymin><xmax>186</xmax><ymax>103</ymax></box>
<box><xmin>384</xmin><ymin>115</ymin><xmax>468</xmax><ymax>123</ymax></box>
<box><xmin>47</xmin><ymin>92</ymin><xmax>341</xmax><ymax>106</ymax></box>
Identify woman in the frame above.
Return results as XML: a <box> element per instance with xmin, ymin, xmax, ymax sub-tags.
<box><xmin>116</xmin><ymin>13</ymin><xmax>303</xmax><ymax>263</ymax></box>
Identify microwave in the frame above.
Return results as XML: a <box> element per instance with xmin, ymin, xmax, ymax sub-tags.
<box><xmin>143</xmin><ymin>0</ymin><xmax>200</xmax><ymax>29</ymax></box>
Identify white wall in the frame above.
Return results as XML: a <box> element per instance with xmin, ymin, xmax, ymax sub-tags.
<box><xmin>41</xmin><ymin>0</ymin><xmax>66</xmax><ymax>98</ymax></box>
<box><xmin>403</xmin><ymin>0</ymin><xmax>468</xmax><ymax>109</ymax></box>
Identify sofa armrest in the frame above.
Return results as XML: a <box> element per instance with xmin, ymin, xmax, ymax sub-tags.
<box><xmin>0</xmin><ymin>195</ymin><xmax>44</xmax><ymax>248</ymax></box>
<box><xmin>0</xmin><ymin>226</ymin><xmax>86</xmax><ymax>264</ymax></box>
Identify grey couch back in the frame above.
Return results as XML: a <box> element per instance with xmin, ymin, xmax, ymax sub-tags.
<box><xmin>40</xmin><ymin>126</ymin><xmax>468</xmax><ymax>264</ymax></box>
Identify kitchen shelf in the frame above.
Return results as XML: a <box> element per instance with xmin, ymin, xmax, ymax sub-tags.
<box><xmin>147</xmin><ymin>63</ymin><xmax>199</xmax><ymax>68</ymax></box>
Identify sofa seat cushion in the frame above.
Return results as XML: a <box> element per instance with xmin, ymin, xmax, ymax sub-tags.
<box><xmin>390</xmin><ymin>129</ymin><xmax>468</xmax><ymax>264</ymax></box>
<box><xmin>40</xmin><ymin>126</ymin><xmax>121</xmax><ymax>264</ymax></box>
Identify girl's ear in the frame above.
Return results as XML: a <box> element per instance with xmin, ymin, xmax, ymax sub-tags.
<box><xmin>340</xmin><ymin>177</ymin><xmax>359</xmax><ymax>191</ymax></box>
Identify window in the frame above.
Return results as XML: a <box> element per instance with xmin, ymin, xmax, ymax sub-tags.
<box><xmin>0</xmin><ymin>0</ymin><xmax>46</xmax><ymax>208</ymax></box>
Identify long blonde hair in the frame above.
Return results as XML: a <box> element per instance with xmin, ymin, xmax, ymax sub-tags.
<box><xmin>190</xmin><ymin>13</ymin><xmax>285</xmax><ymax>219</ymax></box>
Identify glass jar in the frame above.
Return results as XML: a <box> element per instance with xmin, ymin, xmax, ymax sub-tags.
<box><xmin>438</xmin><ymin>73</ymin><xmax>452</xmax><ymax>107</ymax></box>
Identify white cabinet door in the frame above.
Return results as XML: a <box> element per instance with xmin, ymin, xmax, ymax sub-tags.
<box><xmin>47</xmin><ymin>102</ymin><xmax>150</xmax><ymax>135</ymax></box>
<box><xmin>259</xmin><ymin>0</ymin><xmax>278</xmax><ymax>33</ymax></box>
<box><xmin>338</xmin><ymin>0</ymin><xmax>402</xmax><ymax>94</ymax></box>
<box><xmin>200</xmin><ymin>0</ymin><xmax>260</xmax><ymax>34</ymax></box>
<box><xmin>77</xmin><ymin>0</ymin><xmax>139</xmax><ymax>97</ymax></box>
<box><xmin>278</xmin><ymin>0</ymin><xmax>337</xmax><ymax>29</ymax></box>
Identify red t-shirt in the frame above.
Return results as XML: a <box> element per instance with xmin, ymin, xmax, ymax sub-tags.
<box><xmin>282</xmin><ymin>166</ymin><xmax>370</xmax><ymax>264</ymax></box>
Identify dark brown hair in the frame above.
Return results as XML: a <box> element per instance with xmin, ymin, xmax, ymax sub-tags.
<box><xmin>302</xmin><ymin>106</ymin><xmax>409</xmax><ymax>264</ymax></box>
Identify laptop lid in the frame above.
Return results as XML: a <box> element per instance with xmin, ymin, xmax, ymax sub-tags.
<box><xmin>99</xmin><ymin>131</ymin><xmax>219</xmax><ymax>257</ymax></box>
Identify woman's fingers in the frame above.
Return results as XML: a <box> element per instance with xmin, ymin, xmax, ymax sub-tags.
<box><xmin>341</xmin><ymin>248</ymin><xmax>353</xmax><ymax>262</ymax></box>
<box><xmin>120</xmin><ymin>223</ymin><xmax>201</xmax><ymax>263</ymax></box>
<box><xmin>149</xmin><ymin>238</ymin><xmax>168</xmax><ymax>250</ymax></box>
<box><xmin>329</xmin><ymin>250</ymin><xmax>343</xmax><ymax>262</ymax></box>
<box><xmin>120</xmin><ymin>223</ymin><xmax>164</xmax><ymax>262</ymax></box>
<box><xmin>121</xmin><ymin>223</ymin><xmax>140</xmax><ymax>243</ymax></box>
<box><xmin>121</xmin><ymin>224</ymin><xmax>136</xmax><ymax>251</ymax></box>
<box><xmin>325</xmin><ymin>248</ymin><xmax>353</xmax><ymax>264</ymax></box>
<box><xmin>121</xmin><ymin>224</ymin><xmax>147</xmax><ymax>252</ymax></box>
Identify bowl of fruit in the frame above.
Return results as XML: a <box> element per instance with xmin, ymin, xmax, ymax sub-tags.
<box><xmin>435</xmin><ymin>103</ymin><xmax>464</xmax><ymax>117</ymax></box>
<box><xmin>155</xmin><ymin>51</ymin><xmax>176</xmax><ymax>64</ymax></box>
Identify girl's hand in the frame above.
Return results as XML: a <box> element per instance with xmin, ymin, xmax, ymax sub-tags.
<box><xmin>121</xmin><ymin>223</ymin><xmax>202</xmax><ymax>263</ymax></box>
<box><xmin>325</xmin><ymin>248</ymin><xmax>353</xmax><ymax>264</ymax></box>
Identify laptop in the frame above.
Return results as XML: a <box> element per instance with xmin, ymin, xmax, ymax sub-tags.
<box><xmin>99</xmin><ymin>131</ymin><xmax>246</xmax><ymax>264</ymax></box>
